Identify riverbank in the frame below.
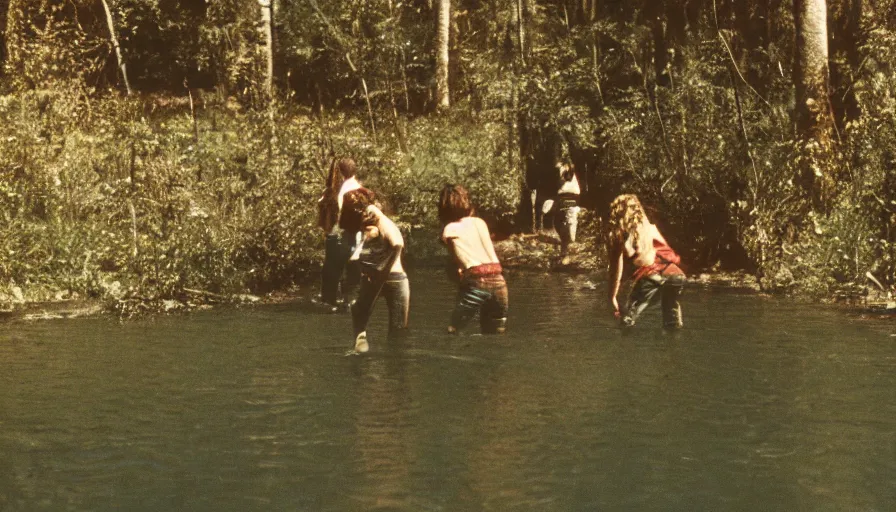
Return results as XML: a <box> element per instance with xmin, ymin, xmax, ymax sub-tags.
<box><xmin>4</xmin><ymin>231</ymin><xmax>894</xmax><ymax>322</ymax></box>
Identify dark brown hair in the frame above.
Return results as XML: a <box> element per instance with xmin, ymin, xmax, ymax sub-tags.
<box><xmin>339</xmin><ymin>187</ymin><xmax>378</xmax><ymax>232</ymax></box>
<box><xmin>318</xmin><ymin>159</ymin><xmax>344</xmax><ymax>231</ymax></box>
<box><xmin>337</xmin><ymin>157</ymin><xmax>357</xmax><ymax>179</ymax></box>
<box><xmin>438</xmin><ymin>184</ymin><xmax>474</xmax><ymax>225</ymax></box>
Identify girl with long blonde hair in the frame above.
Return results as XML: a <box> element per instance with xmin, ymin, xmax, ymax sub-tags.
<box><xmin>607</xmin><ymin>194</ymin><xmax>685</xmax><ymax>328</ymax></box>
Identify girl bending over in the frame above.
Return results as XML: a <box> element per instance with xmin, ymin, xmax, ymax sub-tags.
<box><xmin>340</xmin><ymin>188</ymin><xmax>409</xmax><ymax>353</ymax></box>
<box><xmin>607</xmin><ymin>194</ymin><xmax>685</xmax><ymax>328</ymax></box>
<box><xmin>439</xmin><ymin>184</ymin><xmax>508</xmax><ymax>334</ymax></box>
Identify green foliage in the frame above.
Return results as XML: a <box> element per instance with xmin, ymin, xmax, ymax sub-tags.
<box><xmin>0</xmin><ymin>86</ymin><xmax>328</xmax><ymax>304</ymax></box>
<box><xmin>379</xmin><ymin>110</ymin><xmax>519</xmax><ymax>226</ymax></box>
<box><xmin>3</xmin><ymin>0</ymin><xmax>896</xmax><ymax>308</ymax></box>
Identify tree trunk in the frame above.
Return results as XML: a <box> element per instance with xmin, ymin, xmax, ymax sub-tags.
<box><xmin>517</xmin><ymin>0</ymin><xmax>525</xmax><ymax>64</ymax></box>
<box><xmin>435</xmin><ymin>0</ymin><xmax>450</xmax><ymax>109</ymax></box>
<box><xmin>0</xmin><ymin>0</ymin><xmax>7</xmax><ymax>78</ymax></box>
<box><xmin>793</xmin><ymin>0</ymin><xmax>831</xmax><ymax>142</ymax></box>
<box><xmin>100</xmin><ymin>0</ymin><xmax>132</xmax><ymax>95</ymax></box>
<box><xmin>650</xmin><ymin>0</ymin><xmax>670</xmax><ymax>86</ymax></box>
<box><xmin>258</xmin><ymin>0</ymin><xmax>274</xmax><ymax>98</ymax></box>
<box><xmin>4</xmin><ymin>0</ymin><xmax>24</xmax><ymax>81</ymax></box>
<box><xmin>666</xmin><ymin>0</ymin><xmax>687</xmax><ymax>65</ymax></box>
<box><xmin>829</xmin><ymin>0</ymin><xmax>863</xmax><ymax>127</ymax></box>
<box><xmin>794</xmin><ymin>0</ymin><xmax>834</xmax><ymax>209</ymax></box>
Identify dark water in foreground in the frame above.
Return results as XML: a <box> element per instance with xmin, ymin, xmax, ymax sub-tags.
<box><xmin>1</xmin><ymin>271</ymin><xmax>894</xmax><ymax>511</ymax></box>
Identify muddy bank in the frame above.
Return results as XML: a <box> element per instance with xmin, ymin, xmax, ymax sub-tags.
<box><xmin>5</xmin><ymin>234</ymin><xmax>893</xmax><ymax>322</ymax></box>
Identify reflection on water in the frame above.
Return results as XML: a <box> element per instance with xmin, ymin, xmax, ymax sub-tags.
<box><xmin>1</xmin><ymin>270</ymin><xmax>894</xmax><ymax>511</ymax></box>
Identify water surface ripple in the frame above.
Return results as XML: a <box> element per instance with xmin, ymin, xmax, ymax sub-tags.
<box><xmin>1</xmin><ymin>271</ymin><xmax>894</xmax><ymax>511</ymax></box>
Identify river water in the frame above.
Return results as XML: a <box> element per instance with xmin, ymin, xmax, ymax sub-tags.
<box><xmin>1</xmin><ymin>271</ymin><xmax>894</xmax><ymax>511</ymax></box>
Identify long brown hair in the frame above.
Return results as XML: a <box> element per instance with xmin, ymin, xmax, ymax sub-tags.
<box><xmin>339</xmin><ymin>187</ymin><xmax>378</xmax><ymax>232</ymax></box>
<box><xmin>317</xmin><ymin>158</ymin><xmax>344</xmax><ymax>231</ymax></box>
<box><xmin>438</xmin><ymin>184</ymin><xmax>474</xmax><ymax>226</ymax></box>
<box><xmin>608</xmin><ymin>194</ymin><xmax>647</xmax><ymax>248</ymax></box>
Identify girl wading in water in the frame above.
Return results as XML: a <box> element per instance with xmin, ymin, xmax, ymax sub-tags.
<box><xmin>551</xmin><ymin>158</ymin><xmax>581</xmax><ymax>266</ymax></box>
<box><xmin>607</xmin><ymin>194</ymin><xmax>685</xmax><ymax>328</ymax></box>
<box><xmin>339</xmin><ymin>188</ymin><xmax>409</xmax><ymax>353</ymax></box>
<box><xmin>439</xmin><ymin>184</ymin><xmax>508</xmax><ymax>334</ymax></box>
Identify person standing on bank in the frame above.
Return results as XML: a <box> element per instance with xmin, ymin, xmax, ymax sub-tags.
<box><xmin>551</xmin><ymin>159</ymin><xmax>581</xmax><ymax>266</ymax></box>
<box><xmin>339</xmin><ymin>188</ymin><xmax>409</xmax><ymax>353</ymax></box>
<box><xmin>438</xmin><ymin>184</ymin><xmax>508</xmax><ymax>334</ymax></box>
<box><xmin>317</xmin><ymin>157</ymin><xmax>362</xmax><ymax>310</ymax></box>
<box><xmin>607</xmin><ymin>194</ymin><xmax>685</xmax><ymax>328</ymax></box>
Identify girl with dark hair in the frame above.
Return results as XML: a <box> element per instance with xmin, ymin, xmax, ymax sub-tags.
<box><xmin>438</xmin><ymin>184</ymin><xmax>508</xmax><ymax>334</ymax></box>
<box><xmin>340</xmin><ymin>188</ymin><xmax>409</xmax><ymax>353</ymax></box>
<box><xmin>318</xmin><ymin>158</ymin><xmax>362</xmax><ymax>309</ymax></box>
<box><xmin>607</xmin><ymin>194</ymin><xmax>685</xmax><ymax>328</ymax></box>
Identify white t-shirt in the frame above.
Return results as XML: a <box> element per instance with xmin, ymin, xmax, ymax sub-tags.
<box><xmin>327</xmin><ymin>177</ymin><xmax>361</xmax><ymax>235</ymax></box>
<box><xmin>557</xmin><ymin>173</ymin><xmax>581</xmax><ymax>196</ymax></box>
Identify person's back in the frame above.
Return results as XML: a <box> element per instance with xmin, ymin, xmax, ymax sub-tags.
<box><xmin>439</xmin><ymin>184</ymin><xmax>508</xmax><ymax>334</ymax></box>
<box><xmin>441</xmin><ymin>216</ymin><xmax>500</xmax><ymax>270</ymax></box>
<box><xmin>553</xmin><ymin>161</ymin><xmax>581</xmax><ymax>264</ymax></box>
<box><xmin>607</xmin><ymin>194</ymin><xmax>685</xmax><ymax>329</ymax></box>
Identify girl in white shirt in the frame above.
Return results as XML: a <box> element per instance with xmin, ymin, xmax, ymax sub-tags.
<box><xmin>552</xmin><ymin>160</ymin><xmax>581</xmax><ymax>264</ymax></box>
<box><xmin>317</xmin><ymin>158</ymin><xmax>362</xmax><ymax>308</ymax></box>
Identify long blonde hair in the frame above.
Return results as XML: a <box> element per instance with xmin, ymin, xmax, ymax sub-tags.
<box><xmin>608</xmin><ymin>194</ymin><xmax>647</xmax><ymax>248</ymax></box>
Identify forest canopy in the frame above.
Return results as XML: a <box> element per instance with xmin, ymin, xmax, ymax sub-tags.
<box><xmin>1</xmin><ymin>0</ymin><xmax>895</xmax><ymax>308</ymax></box>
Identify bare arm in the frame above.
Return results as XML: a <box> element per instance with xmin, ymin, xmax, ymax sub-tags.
<box><xmin>378</xmin><ymin>217</ymin><xmax>404</xmax><ymax>274</ymax></box>
<box><xmin>444</xmin><ymin>238</ymin><xmax>463</xmax><ymax>283</ymax></box>
<box><xmin>608</xmin><ymin>241</ymin><xmax>625</xmax><ymax>316</ymax></box>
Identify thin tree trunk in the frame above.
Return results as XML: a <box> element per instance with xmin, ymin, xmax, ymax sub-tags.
<box><xmin>829</xmin><ymin>0</ymin><xmax>863</xmax><ymax>126</ymax></box>
<box><xmin>650</xmin><ymin>0</ymin><xmax>670</xmax><ymax>86</ymax></box>
<box><xmin>435</xmin><ymin>0</ymin><xmax>450</xmax><ymax>109</ymax></box>
<box><xmin>187</xmin><ymin>85</ymin><xmax>199</xmax><ymax>144</ymax></box>
<box><xmin>793</xmin><ymin>0</ymin><xmax>831</xmax><ymax>141</ymax></box>
<box><xmin>100</xmin><ymin>0</ymin><xmax>131</xmax><ymax>95</ymax></box>
<box><xmin>0</xmin><ymin>0</ymin><xmax>7</xmax><ymax>77</ymax></box>
<box><xmin>345</xmin><ymin>52</ymin><xmax>377</xmax><ymax>143</ymax></box>
<box><xmin>400</xmin><ymin>47</ymin><xmax>411</xmax><ymax>111</ymax></box>
<box><xmin>517</xmin><ymin>0</ymin><xmax>526</xmax><ymax>65</ymax></box>
<box><xmin>513</xmin><ymin>0</ymin><xmax>532</xmax><ymax>231</ymax></box>
<box><xmin>794</xmin><ymin>0</ymin><xmax>834</xmax><ymax>208</ymax></box>
<box><xmin>258</xmin><ymin>0</ymin><xmax>274</xmax><ymax>98</ymax></box>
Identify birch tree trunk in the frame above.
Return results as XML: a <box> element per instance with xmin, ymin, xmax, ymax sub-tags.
<box><xmin>100</xmin><ymin>0</ymin><xmax>132</xmax><ymax>95</ymax></box>
<box><xmin>794</xmin><ymin>0</ymin><xmax>835</xmax><ymax>209</ymax></box>
<box><xmin>258</xmin><ymin>0</ymin><xmax>274</xmax><ymax>98</ymax></box>
<box><xmin>435</xmin><ymin>0</ymin><xmax>450</xmax><ymax>109</ymax></box>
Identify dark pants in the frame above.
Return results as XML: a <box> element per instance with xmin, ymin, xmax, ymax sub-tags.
<box><xmin>623</xmin><ymin>271</ymin><xmax>686</xmax><ymax>328</ymax></box>
<box><xmin>321</xmin><ymin>232</ymin><xmax>360</xmax><ymax>305</ymax></box>
<box><xmin>352</xmin><ymin>272</ymin><xmax>409</xmax><ymax>336</ymax></box>
<box><xmin>451</xmin><ymin>274</ymin><xmax>509</xmax><ymax>334</ymax></box>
